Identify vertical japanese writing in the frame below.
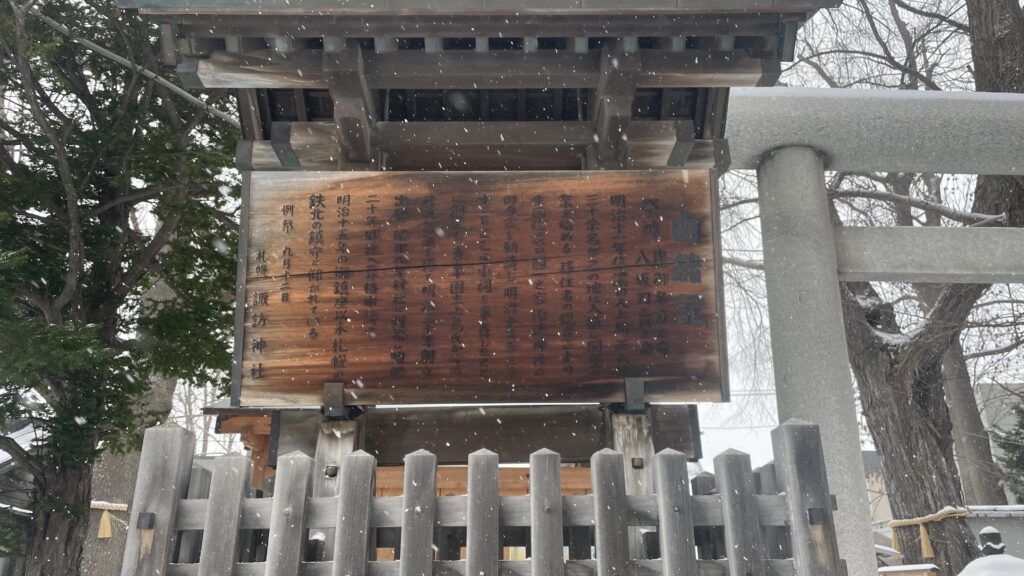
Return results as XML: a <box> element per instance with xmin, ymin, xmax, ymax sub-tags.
<box><xmin>306</xmin><ymin>194</ymin><xmax>325</xmax><ymax>341</ymax></box>
<box><xmin>502</xmin><ymin>194</ymin><xmax>519</xmax><ymax>379</ymax></box>
<box><xmin>449</xmin><ymin>195</ymin><xmax>468</xmax><ymax>378</ymax></box>
<box><xmin>476</xmin><ymin>195</ymin><xmax>493</xmax><ymax>380</ymax></box>
<box><xmin>239</xmin><ymin>172</ymin><xmax>718</xmax><ymax>405</ymax></box>
<box><xmin>530</xmin><ymin>195</ymin><xmax>548</xmax><ymax>377</ymax></box>
<box><xmin>634</xmin><ymin>197</ymin><xmax>669</xmax><ymax>357</ymax></box>
<box><xmin>332</xmin><ymin>194</ymin><xmax>352</xmax><ymax>379</ymax></box>
<box><xmin>584</xmin><ymin>193</ymin><xmax>602</xmax><ymax>377</ymax></box>
<box><xmin>390</xmin><ymin>195</ymin><xmax>410</xmax><ymax>378</ymax></box>
<box><xmin>419</xmin><ymin>196</ymin><xmax>438</xmax><ymax>378</ymax></box>
<box><xmin>557</xmin><ymin>194</ymin><xmax>576</xmax><ymax>376</ymax></box>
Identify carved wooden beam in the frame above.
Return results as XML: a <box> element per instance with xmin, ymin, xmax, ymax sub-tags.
<box><xmin>590</xmin><ymin>38</ymin><xmax>641</xmax><ymax>169</ymax></box>
<box><xmin>179</xmin><ymin>48</ymin><xmax>777</xmax><ymax>90</ymax></box>
<box><xmin>237</xmin><ymin>120</ymin><xmax>725</xmax><ymax>172</ymax></box>
<box><xmin>325</xmin><ymin>38</ymin><xmax>375</xmax><ymax>164</ymax></box>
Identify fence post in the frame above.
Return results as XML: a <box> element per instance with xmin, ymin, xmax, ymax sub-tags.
<box><xmin>467</xmin><ymin>449</ymin><xmax>500</xmax><ymax>576</ymax></box>
<box><xmin>399</xmin><ymin>450</ymin><xmax>437</xmax><ymax>576</ymax></box>
<box><xmin>756</xmin><ymin>462</ymin><xmax>792</xmax><ymax>559</ymax></box>
<box><xmin>265</xmin><ymin>451</ymin><xmax>313</xmax><ymax>576</ymax></box>
<box><xmin>198</xmin><ymin>453</ymin><xmax>251</xmax><ymax>576</ymax></box>
<box><xmin>332</xmin><ymin>450</ymin><xmax>376</xmax><ymax>576</ymax></box>
<box><xmin>654</xmin><ymin>449</ymin><xmax>698</xmax><ymax>576</ymax></box>
<box><xmin>531</xmin><ymin>449</ymin><xmax>564</xmax><ymax>576</ymax></box>
<box><xmin>771</xmin><ymin>419</ymin><xmax>843</xmax><ymax>576</ymax></box>
<box><xmin>120</xmin><ymin>424</ymin><xmax>195</xmax><ymax>576</ymax></box>
<box><xmin>690</xmin><ymin>471</ymin><xmax>722</xmax><ymax>559</ymax></box>
<box><xmin>177</xmin><ymin>465</ymin><xmax>212</xmax><ymax>563</ymax></box>
<box><xmin>714</xmin><ymin>449</ymin><xmax>766</xmax><ymax>576</ymax></box>
<box><xmin>591</xmin><ymin>449</ymin><xmax>629</xmax><ymax>575</ymax></box>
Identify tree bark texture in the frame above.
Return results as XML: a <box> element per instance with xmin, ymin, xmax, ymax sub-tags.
<box><xmin>24</xmin><ymin>466</ymin><xmax>92</xmax><ymax>576</ymax></box>
<box><xmin>842</xmin><ymin>282</ymin><xmax>983</xmax><ymax>574</ymax></box>
<box><xmin>944</xmin><ymin>341</ymin><xmax>1008</xmax><ymax>506</ymax></box>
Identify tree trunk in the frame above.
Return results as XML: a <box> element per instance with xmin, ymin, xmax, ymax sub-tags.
<box><xmin>944</xmin><ymin>340</ymin><xmax>1008</xmax><ymax>505</ymax></box>
<box><xmin>842</xmin><ymin>282</ymin><xmax>980</xmax><ymax>574</ymax></box>
<box><xmin>24</xmin><ymin>466</ymin><xmax>93</xmax><ymax>576</ymax></box>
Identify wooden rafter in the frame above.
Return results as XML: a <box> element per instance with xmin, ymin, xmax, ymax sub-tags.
<box><xmin>179</xmin><ymin>48</ymin><xmax>776</xmax><ymax>91</ymax></box>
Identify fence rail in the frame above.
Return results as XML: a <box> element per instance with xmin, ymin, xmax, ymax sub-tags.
<box><xmin>120</xmin><ymin>419</ymin><xmax>844</xmax><ymax>576</ymax></box>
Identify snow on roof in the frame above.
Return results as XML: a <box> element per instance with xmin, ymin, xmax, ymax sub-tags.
<box><xmin>0</xmin><ymin>423</ymin><xmax>39</xmax><ymax>470</ymax></box>
<box><xmin>957</xmin><ymin>554</ymin><xmax>1024</xmax><ymax>576</ymax></box>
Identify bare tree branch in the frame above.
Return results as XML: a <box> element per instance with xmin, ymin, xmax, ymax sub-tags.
<box><xmin>829</xmin><ymin>188</ymin><xmax>1006</xmax><ymax>224</ymax></box>
<box><xmin>964</xmin><ymin>338</ymin><xmax>1024</xmax><ymax>360</ymax></box>
<box><xmin>892</xmin><ymin>0</ymin><xmax>970</xmax><ymax>34</ymax></box>
<box><xmin>722</xmin><ymin>256</ymin><xmax>764</xmax><ymax>271</ymax></box>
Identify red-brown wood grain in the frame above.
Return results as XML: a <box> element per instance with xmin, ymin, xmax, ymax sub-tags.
<box><xmin>237</xmin><ymin>170</ymin><xmax>725</xmax><ymax>407</ymax></box>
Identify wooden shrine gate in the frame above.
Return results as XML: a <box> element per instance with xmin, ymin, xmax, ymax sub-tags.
<box><xmin>120</xmin><ymin>420</ymin><xmax>844</xmax><ymax>576</ymax></box>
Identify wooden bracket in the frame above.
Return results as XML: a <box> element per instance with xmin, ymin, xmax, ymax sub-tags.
<box><xmin>322</xmin><ymin>381</ymin><xmax>362</xmax><ymax>421</ymax></box>
<box><xmin>609</xmin><ymin>377</ymin><xmax>648</xmax><ymax>415</ymax></box>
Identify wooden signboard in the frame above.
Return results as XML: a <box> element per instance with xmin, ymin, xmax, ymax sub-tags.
<box><xmin>233</xmin><ymin>170</ymin><xmax>726</xmax><ymax>407</ymax></box>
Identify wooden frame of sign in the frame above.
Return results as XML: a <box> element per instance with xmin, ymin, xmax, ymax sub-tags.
<box><xmin>231</xmin><ymin>170</ymin><xmax>727</xmax><ymax>407</ymax></box>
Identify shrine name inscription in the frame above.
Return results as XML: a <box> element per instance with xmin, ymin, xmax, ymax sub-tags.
<box><xmin>234</xmin><ymin>170</ymin><xmax>726</xmax><ymax>407</ymax></box>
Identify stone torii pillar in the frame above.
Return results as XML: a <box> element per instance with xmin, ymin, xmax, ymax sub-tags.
<box><xmin>756</xmin><ymin>146</ymin><xmax>876</xmax><ymax>576</ymax></box>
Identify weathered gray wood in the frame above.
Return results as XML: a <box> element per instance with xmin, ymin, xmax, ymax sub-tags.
<box><xmin>265</xmin><ymin>451</ymin><xmax>314</xmax><ymax>576</ymax></box>
<box><xmin>654</xmin><ymin>449</ymin><xmax>698</xmax><ymax>576</ymax></box>
<box><xmin>165</xmin><ymin>557</ymin><xmax>801</xmax><ymax>576</ymax></box>
<box><xmin>771</xmin><ymin>420</ymin><xmax>843</xmax><ymax>576</ymax></box>
<box><xmin>530</xmin><ymin>449</ymin><xmax>564</xmax><ymax>576</ymax></box>
<box><xmin>331</xmin><ymin>451</ymin><xmax>376</xmax><ymax>576</ymax></box>
<box><xmin>184</xmin><ymin>47</ymin><xmax>773</xmax><ymax>91</ymax></box>
<box><xmin>198</xmin><ymin>453</ymin><xmax>250</xmax><ymax>575</ymax></box>
<box><xmin>591</xmin><ymin>449</ymin><xmax>630</xmax><ymax>574</ymax></box>
<box><xmin>175</xmin><ymin>491</ymin><xmax>792</xmax><ymax>533</ymax></box>
<box><xmin>591</xmin><ymin>40</ymin><xmax>640</xmax><ymax>168</ymax></box>
<box><xmin>714</xmin><ymin>449</ymin><xmax>766</xmax><ymax>576</ymax></box>
<box><xmin>466</xmin><ymin>449</ymin><xmax>499</xmax><ymax>576</ymax></box>
<box><xmin>313</xmin><ymin>419</ymin><xmax>359</xmax><ymax>561</ymax></box>
<box><xmin>360</xmin><ymin>405</ymin><xmax>675</xmax><ymax>465</ymax></box>
<box><xmin>177</xmin><ymin>465</ymin><xmax>212</xmax><ymax>563</ymax></box>
<box><xmin>689</xmin><ymin>472</ymin><xmax>722</xmax><ymax>560</ymax></box>
<box><xmin>611</xmin><ymin>412</ymin><xmax>657</xmax><ymax>559</ymax></box>
<box><xmin>241</xmin><ymin>121</ymin><xmax>725</xmax><ymax>172</ymax></box>
<box><xmin>399</xmin><ymin>450</ymin><xmax>437</xmax><ymax>576</ymax></box>
<box><xmin>326</xmin><ymin>40</ymin><xmax>375</xmax><ymax>164</ymax></box>
<box><xmin>755</xmin><ymin>463</ymin><xmax>791</xmax><ymax>559</ymax></box>
<box><xmin>121</xmin><ymin>424</ymin><xmax>196</xmax><ymax>576</ymax></box>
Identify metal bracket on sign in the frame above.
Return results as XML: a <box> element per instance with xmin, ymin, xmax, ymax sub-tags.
<box><xmin>322</xmin><ymin>381</ymin><xmax>362</xmax><ymax>421</ymax></box>
<box><xmin>609</xmin><ymin>377</ymin><xmax>648</xmax><ymax>415</ymax></box>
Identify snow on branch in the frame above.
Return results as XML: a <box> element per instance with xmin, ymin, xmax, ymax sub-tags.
<box><xmin>829</xmin><ymin>189</ymin><xmax>1007</xmax><ymax>225</ymax></box>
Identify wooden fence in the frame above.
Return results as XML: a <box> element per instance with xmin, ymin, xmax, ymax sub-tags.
<box><xmin>119</xmin><ymin>419</ymin><xmax>844</xmax><ymax>576</ymax></box>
